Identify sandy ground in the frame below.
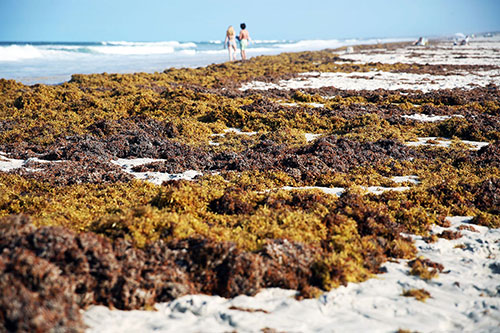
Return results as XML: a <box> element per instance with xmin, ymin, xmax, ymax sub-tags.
<box><xmin>240</xmin><ymin>70</ymin><xmax>500</xmax><ymax>92</ymax></box>
<box><xmin>240</xmin><ymin>36</ymin><xmax>500</xmax><ymax>92</ymax></box>
<box><xmin>84</xmin><ymin>216</ymin><xmax>500</xmax><ymax>333</ymax></box>
<box><xmin>337</xmin><ymin>36</ymin><xmax>500</xmax><ymax>66</ymax></box>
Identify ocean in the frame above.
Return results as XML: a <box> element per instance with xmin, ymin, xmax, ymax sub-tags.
<box><xmin>0</xmin><ymin>38</ymin><xmax>410</xmax><ymax>85</ymax></box>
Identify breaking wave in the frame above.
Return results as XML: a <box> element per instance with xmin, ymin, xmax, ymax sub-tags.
<box><xmin>0</xmin><ymin>37</ymin><xmax>414</xmax><ymax>84</ymax></box>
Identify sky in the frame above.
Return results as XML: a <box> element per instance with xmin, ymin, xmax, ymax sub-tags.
<box><xmin>1</xmin><ymin>0</ymin><xmax>499</xmax><ymax>42</ymax></box>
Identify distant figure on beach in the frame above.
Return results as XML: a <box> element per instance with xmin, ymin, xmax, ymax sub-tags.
<box><xmin>453</xmin><ymin>33</ymin><xmax>471</xmax><ymax>46</ymax></box>
<box><xmin>237</xmin><ymin>23</ymin><xmax>251</xmax><ymax>61</ymax></box>
<box><xmin>460</xmin><ymin>35</ymin><xmax>470</xmax><ymax>46</ymax></box>
<box><xmin>224</xmin><ymin>26</ymin><xmax>237</xmax><ymax>61</ymax></box>
<box><xmin>454</xmin><ymin>35</ymin><xmax>470</xmax><ymax>46</ymax></box>
<box><xmin>413</xmin><ymin>37</ymin><xmax>428</xmax><ymax>46</ymax></box>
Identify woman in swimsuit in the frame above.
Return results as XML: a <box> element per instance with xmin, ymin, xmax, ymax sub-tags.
<box><xmin>224</xmin><ymin>26</ymin><xmax>237</xmax><ymax>61</ymax></box>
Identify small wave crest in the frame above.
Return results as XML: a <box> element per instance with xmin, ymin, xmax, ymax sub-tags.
<box><xmin>94</xmin><ymin>41</ymin><xmax>197</xmax><ymax>55</ymax></box>
<box><xmin>253</xmin><ymin>39</ymin><xmax>292</xmax><ymax>44</ymax></box>
<box><xmin>90</xmin><ymin>45</ymin><xmax>175</xmax><ymax>55</ymax></box>
<box><xmin>102</xmin><ymin>41</ymin><xmax>196</xmax><ymax>48</ymax></box>
<box><xmin>0</xmin><ymin>44</ymin><xmax>43</xmax><ymax>62</ymax></box>
<box><xmin>276</xmin><ymin>39</ymin><xmax>343</xmax><ymax>50</ymax></box>
<box><xmin>0</xmin><ymin>37</ymin><xmax>415</xmax><ymax>84</ymax></box>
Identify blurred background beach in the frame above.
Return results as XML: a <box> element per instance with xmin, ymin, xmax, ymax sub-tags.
<box><xmin>1</xmin><ymin>0</ymin><xmax>499</xmax><ymax>84</ymax></box>
<box><xmin>0</xmin><ymin>38</ymin><xmax>412</xmax><ymax>85</ymax></box>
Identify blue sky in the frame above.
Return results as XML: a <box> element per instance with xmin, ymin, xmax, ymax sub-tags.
<box><xmin>1</xmin><ymin>0</ymin><xmax>499</xmax><ymax>42</ymax></box>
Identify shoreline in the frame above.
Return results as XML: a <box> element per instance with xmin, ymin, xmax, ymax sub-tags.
<box><xmin>2</xmin><ymin>34</ymin><xmax>497</xmax><ymax>87</ymax></box>
<box><xmin>0</xmin><ymin>37</ymin><xmax>420</xmax><ymax>86</ymax></box>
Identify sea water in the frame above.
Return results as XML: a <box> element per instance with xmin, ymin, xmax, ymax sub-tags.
<box><xmin>0</xmin><ymin>38</ymin><xmax>410</xmax><ymax>85</ymax></box>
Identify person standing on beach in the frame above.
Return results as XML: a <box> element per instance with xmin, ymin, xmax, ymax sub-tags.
<box><xmin>224</xmin><ymin>26</ymin><xmax>237</xmax><ymax>61</ymax></box>
<box><xmin>237</xmin><ymin>23</ymin><xmax>251</xmax><ymax>61</ymax></box>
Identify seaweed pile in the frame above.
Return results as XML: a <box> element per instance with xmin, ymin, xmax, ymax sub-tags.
<box><xmin>0</xmin><ymin>41</ymin><xmax>499</xmax><ymax>331</ymax></box>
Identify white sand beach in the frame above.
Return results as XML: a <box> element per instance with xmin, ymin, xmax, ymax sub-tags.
<box><xmin>338</xmin><ymin>36</ymin><xmax>500</xmax><ymax>66</ymax></box>
<box><xmin>83</xmin><ymin>216</ymin><xmax>500</xmax><ymax>333</ymax></box>
<box><xmin>240</xmin><ymin>35</ymin><xmax>500</xmax><ymax>92</ymax></box>
<box><xmin>240</xmin><ymin>69</ymin><xmax>500</xmax><ymax>92</ymax></box>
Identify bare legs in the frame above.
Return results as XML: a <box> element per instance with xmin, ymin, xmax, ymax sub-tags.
<box><xmin>227</xmin><ymin>45</ymin><xmax>237</xmax><ymax>61</ymax></box>
<box><xmin>231</xmin><ymin>46</ymin><xmax>236</xmax><ymax>61</ymax></box>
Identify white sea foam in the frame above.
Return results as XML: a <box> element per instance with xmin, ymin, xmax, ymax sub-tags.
<box><xmin>277</xmin><ymin>39</ymin><xmax>343</xmax><ymax>50</ymax></box>
<box><xmin>0</xmin><ymin>44</ymin><xmax>44</xmax><ymax>61</ymax></box>
<box><xmin>177</xmin><ymin>49</ymin><xmax>197</xmax><ymax>56</ymax></box>
<box><xmin>275</xmin><ymin>38</ymin><xmax>411</xmax><ymax>52</ymax></box>
<box><xmin>91</xmin><ymin>45</ymin><xmax>176</xmax><ymax>55</ymax></box>
<box><xmin>89</xmin><ymin>41</ymin><xmax>197</xmax><ymax>55</ymax></box>
<box><xmin>202</xmin><ymin>49</ymin><xmax>231</xmax><ymax>55</ymax></box>
<box><xmin>103</xmin><ymin>41</ymin><xmax>197</xmax><ymax>48</ymax></box>
<box><xmin>0</xmin><ymin>37</ymin><xmax>414</xmax><ymax>84</ymax></box>
<box><xmin>252</xmin><ymin>40</ymin><xmax>291</xmax><ymax>44</ymax></box>
<box><xmin>0</xmin><ymin>41</ymin><xmax>197</xmax><ymax>62</ymax></box>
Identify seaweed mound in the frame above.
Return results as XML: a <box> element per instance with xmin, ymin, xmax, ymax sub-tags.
<box><xmin>0</xmin><ymin>216</ymin><xmax>84</xmax><ymax>332</ymax></box>
<box><xmin>0</xmin><ymin>214</ymin><xmax>330</xmax><ymax>327</ymax></box>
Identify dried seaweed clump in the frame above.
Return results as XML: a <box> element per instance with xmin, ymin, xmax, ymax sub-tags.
<box><xmin>0</xmin><ymin>216</ymin><xmax>85</xmax><ymax>332</ymax></box>
<box><xmin>402</xmin><ymin>288</ymin><xmax>431</xmax><ymax>302</ymax></box>
<box><xmin>408</xmin><ymin>257</ymin><xmax>444</xmax><ymax>280</ymax></box>
<box><xmin>0</xmin><ymin>215</ymin><xmax>324</xmax><ymax>321</ymax></box>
